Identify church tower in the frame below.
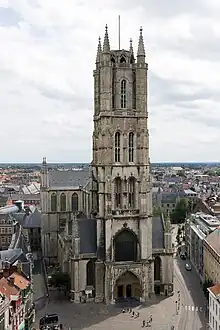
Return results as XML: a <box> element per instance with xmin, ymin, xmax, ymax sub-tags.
<box><xmin>92</xmin><ymin>25</ymin><xmax>153</xmax><ymax>303</ymax></box>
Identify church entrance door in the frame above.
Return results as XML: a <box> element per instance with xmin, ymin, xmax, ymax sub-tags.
<box><xmin>114</xmin><ymin>271</ymin><xmax>141</xmax><ymax>300</ymax></box>
<box><xmin>117</xmin><ymin>285</ymin><xmax>123</xmax><ymax>298</ymax></box>
<box><xmin>126</xmin><ymin>284</ymin><xmax>132</xmax><ymax>297</ymax></box>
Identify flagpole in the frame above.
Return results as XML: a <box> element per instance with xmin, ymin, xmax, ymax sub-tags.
<box><xmin>118</xmin><ymin>15</ymin><xmax>121</xmax><ymax>50</ymax></box>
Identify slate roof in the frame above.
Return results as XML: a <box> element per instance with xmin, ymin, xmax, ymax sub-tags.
<box><xmin>23</xmin><ymin>209</ymin><xmax>41</xmax><ymax>228</ymax></box>
<box><xmin>78</xmin><ymin>218</ymin><xmax>97</xmax><ymax>254</ymax></box>
<box><xmin>164</xmin><ymin>176</ymin><xmax>182</xmax><ymax>183</ymax></box>
<box><xmin>49</xmin><ymin>168</ymin><xmax>90</xmax><ymax>189</ymax></box>
<box><xmin>0</xmin><ymin>248</ymin><xmax>24</xmax><ymax>264</ymax></box>
<box><xmin>152</xmin><ymin>215</ymin><xmax>164</xmax><ymax>249</ymax></box>
<box><xmin>161</xmin><ymin>192</ymin><xmax>178</xmax><ymax>204</ymax></box>
<box><xmin>11</xmin><ymin>194</ymin><xmax>40</xmax><ymax>201</ymax></box>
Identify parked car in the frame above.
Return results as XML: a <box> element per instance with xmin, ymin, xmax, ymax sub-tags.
<box><xmin>185</xmin><ymin>263</ymin><xmax>192</xmax><ymax>271</ymax></box>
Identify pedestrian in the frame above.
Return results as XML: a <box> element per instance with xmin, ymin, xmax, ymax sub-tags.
<box><xmin>142</xmin><ymin>320</ymin><xmax>146</xmax><ymax>327</ymax></box>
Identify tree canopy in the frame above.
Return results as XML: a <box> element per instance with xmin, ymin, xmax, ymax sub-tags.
<box><xmin>171</xmin><ymin>198</ymin><xmax>189</xmax><ymax>224</ymax></box>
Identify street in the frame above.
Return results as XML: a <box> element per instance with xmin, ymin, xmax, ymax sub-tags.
<box><xmin>171</xmin><ymin>223</ymin><xmax>208</xmax><ymax>330</ymax></box>
<box><xmin>174</xmin><ymin>256</ymin><xmax>208</xmax><ymax>330</ymax></box>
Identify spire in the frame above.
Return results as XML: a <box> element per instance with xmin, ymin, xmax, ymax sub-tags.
<box><xmin>129</xmin><ymin>38</ymin><xmax>134</xmax><ymax>55</ymax></box>
<box><xmin>103</xmin><ymin>24</ymin><xmax>110</xmax><ymax>53</ymax></box>
<box><xmin>96</xmin><ymin>36</ymin><xmax>102</xmax><ymax>63</ymax></box>
<box><xmin>137</xmin><ymin>26</ymin><xmax>145</xmax><ymax>57</ymax></box>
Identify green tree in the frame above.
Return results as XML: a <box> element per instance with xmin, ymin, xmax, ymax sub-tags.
<box><xmin>202</xmin><ymin>279</ymin><xmax>214</xmax><ymax>299</ymax></box>
<box><xmin>48</xmin><ymin>272</ymin><xmax>71</xmax><ymax>294</ymax></box>
<box><xmin>177</xmin><ymin>170</ymin><xmax>185</xmax><ymax>177</ymax></box>
<box><xmin>171</xmin><ymin>198</ymin><xmax>189</xmax><ymax>224</ymax></box>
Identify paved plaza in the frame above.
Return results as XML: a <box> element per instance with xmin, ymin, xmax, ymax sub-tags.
<box><xmin>35</xmin><ymin>289</ymin><xmax>180</xmax><ymax>330</ymax></box>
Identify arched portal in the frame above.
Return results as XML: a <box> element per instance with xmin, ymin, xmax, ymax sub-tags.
<box><xmin>114</xmin><ymin>229</ymin><xmax>138</xmax><ymax>262</ymax></box>
<box><xmin>86</xmin><ymin>260</ymin><xmax>95</xmax><ymax>287</ymax></box>
<box><xmin>114</xmin><ymin>271</ymin><xmax>141</xmax><ymax>300</ymax></box>
<box><xmin>154</xmin><ymin>256</ymin><xmax>161</xmax><ymax>281</ymax></box>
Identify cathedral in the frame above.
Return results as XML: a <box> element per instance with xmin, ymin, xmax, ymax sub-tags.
<box><xmin>40</xmin><ymin>25</ymin><xmax>174</xmax><ymax>304</ymax></box>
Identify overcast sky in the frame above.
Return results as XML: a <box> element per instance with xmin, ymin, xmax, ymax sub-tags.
<box><xmin>1</xmin><ymin>0</ymin><xmax>220</xmax><ymax>163</ymax></box>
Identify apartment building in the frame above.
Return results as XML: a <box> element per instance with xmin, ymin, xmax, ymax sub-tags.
<box><xmin>208</xmin><ymin>283</ymin><xmax>220</xmax><ymax>330</ymax></box>
<box><xmin>185</xmin><ymin>212</ymin><xmax>220</xmax><ymax>282</ymax></box>
<box><xmin>203</xmin><ymin>228</ymin><xmax>220</xmax><ymax>284</ymax></box>
<box><xmin>0</xmin><ymin>213</ymin><xmax>16</xmax><ymax>250</ymax></box>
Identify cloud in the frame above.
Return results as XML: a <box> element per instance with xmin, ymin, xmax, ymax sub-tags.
<box><xmin>0</xmin><ymin>0</ymin><xmax>220</xmax><ymax>162</ymax></box>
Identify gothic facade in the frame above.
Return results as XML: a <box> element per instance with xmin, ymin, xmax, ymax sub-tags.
<box><xmin>40</xmin><ymin>25</ymin><xmax>174</xmax><ymax>304</ymax></box>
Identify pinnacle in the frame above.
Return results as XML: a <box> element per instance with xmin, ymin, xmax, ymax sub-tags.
<box><xmin>103</xmin><ymin>24</ymin><xmax>110</xmax><ymax>53</ymax></box>
<box><xmin>137</xmin><ymin>26</ymin><xmax>145</xmax><ymax>57</ymax></box>
<box><xmin>96</xmin><ymin>36</ymin><xmax>102</xmax><ymax>63</ymax></box>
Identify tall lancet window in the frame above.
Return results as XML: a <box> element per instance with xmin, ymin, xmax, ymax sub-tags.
<box><xmin>128</xmin><ymin>132</ymin><xmax>134</xmax><ymax>162</ymax></box>
<box><xmin>115</xmin><ymin>132</ymin><xmax>120</xmax><ymax>162</ymax></box>
<box><xmin>115</xmin><ymin>178</ymin><xmax>122</xmax><ymax>209</ymax></box>
<box><xmin>128</xmin><ymin>177</ymin><xmax>135</xmax><ymax>209</ymax></box>
<box><xmin>120</xmin><ymin>79</ymin><xmax>126</xmax><ymax>108</ymax></box>
<box><xmin>132</xmin><ymin>71</ymin><xmax>136</xmax><ymax>109</ymax></box>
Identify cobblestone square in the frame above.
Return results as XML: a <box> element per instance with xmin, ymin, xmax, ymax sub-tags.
<box><xmin>35</xmin><ymin>290</ymin><xmax>179</xmax><ymax>330</ymax></box>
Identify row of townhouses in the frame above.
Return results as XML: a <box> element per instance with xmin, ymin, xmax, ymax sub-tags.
<box><xmin>184</xmin><ymin>211</ymin><xmax>220</xmax><ymax>330</ymax></box>
<box><xmin>0</xmin><ymin>202</ymin><xmax>35</xmax><ymax>329</ymax></box>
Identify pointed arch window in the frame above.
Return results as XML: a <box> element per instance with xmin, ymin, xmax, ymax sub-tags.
<box><xmin>115</xmin><ymin>132</ymin><xmax>120</xmax><ymax>162</ymax></box>
<box><xmin>132</xmin><ymin>71</ymin><xmax>136</xmax><ymax>109</ymax></box>
<box><xmin>120</xmin><ymin>79</ymin><xmax>126</xmax><ymax>108</ymax></box>
<box><xmin>60</xmin><ymin>193</ymin><xmax>66</xmax><ymax>212</ymax></box>
<box><xmin>115</xmin><ymin>178</ymin><xmax>122</xmax><ymax>209</ymax></box>
<box><xmin>51</xmin><ymin>193</ymin><xmax>57</xmax><ymax>212</ymax></box>
<box><xmin>72</xmin><ymin>193</ymin><xmax>79</xmax><ymax>213</ymax></box>
<box><xmin>128</xmin><ymin>177</ymin><xmax>135</xmax><ymax>209</ymax></box>
<box><xmin>128</xmin><ymin>132</ymin><xmax>134</xmax><ymax>162</ymax></box>
<box><xmin>120</xmin><ymin>56</ymin><xmax>126</xmax><ymax>63</ymax></box>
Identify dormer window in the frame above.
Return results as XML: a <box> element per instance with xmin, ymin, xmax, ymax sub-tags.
<box><xmin>120</xmin><ymin>56</ymin><xmax>126</xmax><ymax>63</ymax></box>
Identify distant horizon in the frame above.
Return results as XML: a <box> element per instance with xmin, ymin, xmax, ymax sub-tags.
<box><xmin>1</xmin><ymin>161</ymin><xmax>220</xmax><ymax>165</ymax></box>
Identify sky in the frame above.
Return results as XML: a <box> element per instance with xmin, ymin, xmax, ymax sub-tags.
<box><xmin>1</xmin><ymin>0</ymin><xmax>220</xmax><ymax>163</ymax></box>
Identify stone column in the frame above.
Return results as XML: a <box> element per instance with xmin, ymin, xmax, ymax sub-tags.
<box><xmin>95</xmin><ymin>261</ymin><xmax>104</xmax><ymax>302</ymax></box>
<box><xmin>74</xmin><ymin>261</ymin><xmax>80</xmax><ymax>303</ymax></box>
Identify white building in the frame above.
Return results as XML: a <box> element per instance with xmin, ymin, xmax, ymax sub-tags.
<box><xmin>0</xmin><ymin>293</ymin><xmax>10</xmax><ymax>330</ymax></box>
<box><xmin>208</xmin><ymin>283</ymin><xmax>220</xmax><ymax>330</ymax></box>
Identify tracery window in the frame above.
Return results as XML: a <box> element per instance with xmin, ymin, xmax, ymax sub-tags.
<box><xmin>128</xmin><ymin>132</ymin><xmax>134</xmax><ymax>162</ymax></box>
<box><xmin>72</xmin><ymin>193</ymin><xmax>78</xmax><ymax>212</ymax></box>
<box><xmin>120</xmin><ymin>79</ymin><xmax>126</xmax><ymax>108</ymax></box>
<box><xmin>128</xmin><ymin>177</ymin><xmax>135</xmax><ymax>209</ymax></box>
<box><xmin>115</xmin><ymin>132</ymin><xmax>120</xmax><ymax>162</ymax></box>
<box><xmin>115</xmin><ymin>178</ymin><xmax>122</xmax><ymax>208</ymax></box>
<box><xmin>60</xmin><ymin>193</ymin><xmax>66</xmax><ymax>212</ymax></box>
<box><xmin>51</xmin><ymin>193</ymin><xmax>57</xmax><ymax>212</ymax></box>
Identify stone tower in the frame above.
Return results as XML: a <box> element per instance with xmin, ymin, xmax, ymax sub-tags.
<box><xmin>92</xmin><ymin>25</ymin><xmax>153</xmax><ymax>303</ymax></box>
